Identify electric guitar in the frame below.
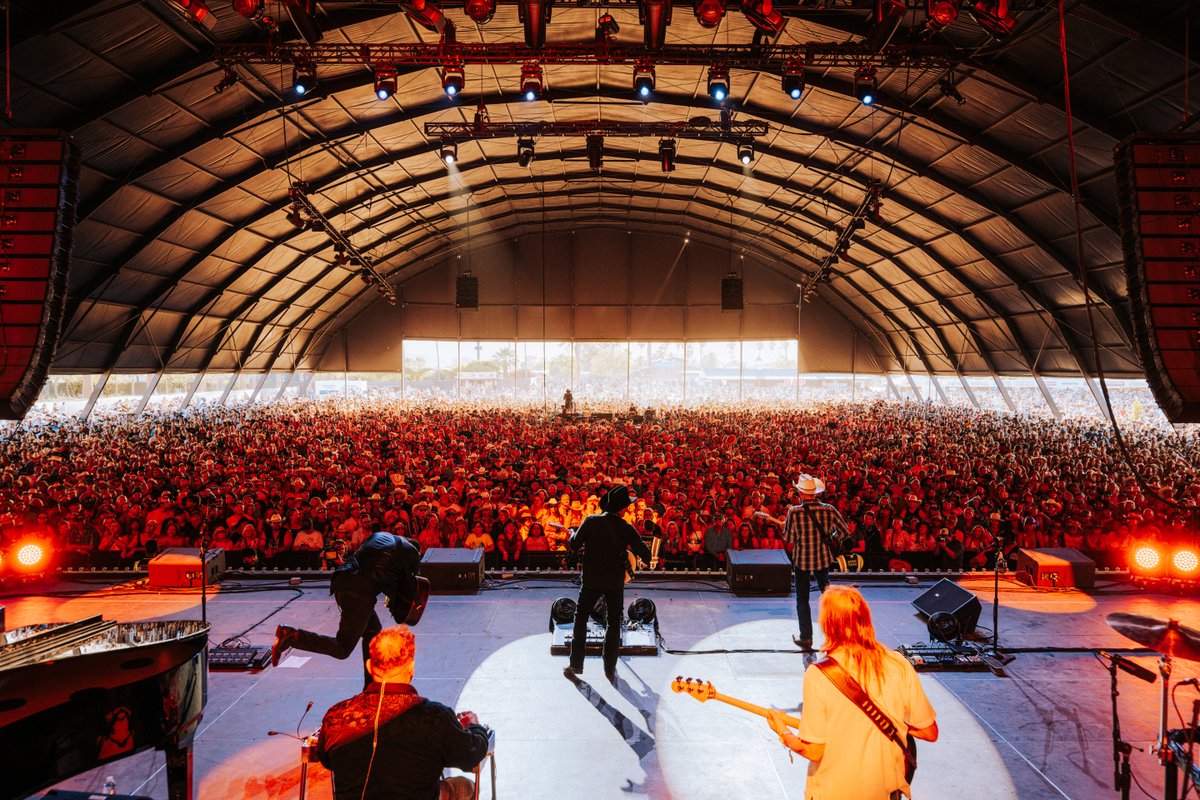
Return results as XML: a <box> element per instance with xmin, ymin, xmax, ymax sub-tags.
<box><xmin>549</xmin><ymin>521</ymin><xmax>640</xmax><ymax>583</ymax></box>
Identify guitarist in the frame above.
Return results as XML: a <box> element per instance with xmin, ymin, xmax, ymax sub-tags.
<box><xmin>273</xmin><ymin>531</ymin><xmax>429</xmax><ymax>687</ymax></box>
<box><xmin>767</xmin><ymin>586</ymin><xmax>938</xmax><ymax>800</ymax></box>
<box><xmin>563</xmin><ymin>485</ymin><xmax>652</xmax><ymax>687</ymax></box>
<box><xmin>756</xmin><ymin>474</ymin><xmax>848</xmax><ymax>650</ymax></box>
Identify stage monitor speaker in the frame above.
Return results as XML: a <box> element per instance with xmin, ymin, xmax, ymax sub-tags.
<box><xmin>147</xmin><ymin>548</ymin><xmax>225</xmax><ymax>588</ymax></box>
<box><xmin>1014</xmin><ymin>547</ymin><xmax>1095</xmax><ymax>589</ymax></box>
<box><xmin>0</xmin><ymin>131</ymin><xmax>81</xmax><ymax>420</ymax></box>
<box><xmin>726</xmin><ymin>549</ymin><xmax>792</xmax><ymax>595</ymax></box>
<box><xmin>911</xmin><ymin>578</ymin><xmax>981</xmax><ymax>636</ymax></box>
<box><xmin>455</xmin><ymin>274</ymin><xmax>478</xmax><ymax>309</ymax></box>
<box><xmin>421</xmin><ymin>547</ymin><xmax>484</xmax><ymax>593</ymax></box>
<box><xmin>721</xmin><ymin>275</ymin><xmax>743</xmax><ymax>310</ymax></box>
<box><xmin>1115</xmin><ymin>133</ymin><xmax>1200</xmax><ymax>422</ymax></box>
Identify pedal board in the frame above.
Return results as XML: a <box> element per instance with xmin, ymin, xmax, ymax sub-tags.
<box><xmin>898</xmin><ymin>644</ymin><xmax>993</xmax><ymax>673</ymax></box>
<box><xmin>208</xmin><ymin>645</ymin><xmax>273</xmax><ymax>671</ymax></box>
<box><xmin>549</xmin><ymin>621</ymin><xmax>659</xmax><ymax>656</ymax></box>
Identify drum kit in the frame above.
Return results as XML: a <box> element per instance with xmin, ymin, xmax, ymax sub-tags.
<box><xmin>1105</xmin><ymin>613</ymin><xmax>1200</xmax><ymax>800</ymax></box>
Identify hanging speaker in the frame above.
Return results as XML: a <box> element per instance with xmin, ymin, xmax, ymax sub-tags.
<box><xmin>455</xmin><ymin>274</ymin><xmax>479</xmax><ymax>309</ymax></box>
<box><xmin>1115</xmin><ymin>133</ymin><xmax>1200</xmax><ymax>422</ymax></box>
<box><xmin>721</xmin><ymin>275</ymin><xmax>743</xmax><ymax>310</ymax></box>
<box><xmin>0</xmin><ymin>131</ymin><xmax>80</xmax><ymax>420</ymax></box>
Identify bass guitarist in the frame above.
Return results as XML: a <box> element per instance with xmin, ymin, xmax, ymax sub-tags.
<box><xmin>755</xmin><ymin>474</ymin><xmax>848</xmax><ymax>650</ymax></box>
<box><xmin>563</xmin><ymin>485</ymin><xmax>652</xmax><ymax>687</ymax></box>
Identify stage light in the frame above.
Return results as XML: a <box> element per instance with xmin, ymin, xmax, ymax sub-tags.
<box><xmin>659</xmin><ymin>138</ymin><xmax>676</xmax><ymax>172</ymax></box>
<box><xmin>1132</xmin><ymin>544</ymin><xmax>1163</xmax><ymax>572</ymax></box>
<box><xmin>232</xmin><ymin>0</ymin><xmax>262</xmax><ymax>17</ymax></box>
<box><xmin>402</xmin><ymin>0</ymin><xmax>447</xmax><ymax>31</ymax></box>
<box><xmin>596</xmin><ymin>13</ymin><xmax>620</xmax><ymax>40</ymax></box>
<box><xmin>440</xmin><ymin>139</ymin><xmax>458</xmax><ymax>165</ymax></box>
<box><xmin>13</xmin><ymin>540</ymin><xmax>49</xmax><ymax>573</ymax></box>
<box><xmin>1173</xmin><ymin>547</ymin><xmax>1200</xmax><ymax>576</ymax></box>
<box><xmin>517</xmin><ymin>137</ymin><xmax>535</xmax><ymax>167</ymax></box>
<box><xmin>693</xmin><ymin>0</ymin><xmax>725</xmax><ymax>28</ymax></box>
<box><xmin>782</xmin><ymin>57</ymin><xmax>804</xmax><ymax>100</ymax></box>
<box><xmin>743</xmin><ymin>0</ymin><xmax>785</xmax><ymax>35</ymax></box>
<box><xmin>968</xmin><ymin>0</ymin><xmax>1017</xmax><ymax>38</ymax></box>
<box><xmin>549</xmin><ymin>597</ymin><xmax>577</xmax><ymax>630</ymax></box>
<box><xmin>737</xmin><ymin>140</ymin><xmax>754</xmax><ymax>165</ymax></box>
<box><xmin>587</xmin><ymin>134</ymin><xmax>604</xmax><ymax>171</ymax></box>
<box><xmin>285</xmin><ymin>206</ymin><xmax>305</xmax><ymax>227</ymax></box>
<box><xmin>442</xmin><ymin>64</ymin><xmax>465</xmax><ymax>97</ymax></box>
<box><xmin>928</xmin><ymin>610</ymin><xmax>960</xmax><ymax>643</ymax></box>
<box><xmin>292</xmin><ymin>60</ymin><xmax>316</xmax><ymax>95</ymax></box>
<box><xmin>925</xmin><ymin>0</ymin><xmax>959</xmax><ymax>30</ymax></box>
<box><xmin>633</xmin><ymin>60</ymin><xmax>656</xmax><ymax>98</ymax></box>
<box><xmin>640</xmin><ymin>0</ymin><xmax>673</xmax><ymax>49</ymax></box>
<box><xmin>172</xmin><ymin>0</ymin><xmax>217</xmax><ymax>29</ymax></box>
<box><xmin>854</xmin><ymin>65</ymin><xmax>878</xmax><ymax>105</ymax></box>
<box><xmin>520</xmin><ymin>61</ymin><xmax>543</xmax><ymax>101</ymax></box>
<box><xmin>374</xmin><ymin>61</ymin><xmax>398</xmax><ymax>100</ymax></box>
<box><xmin>938</xmin><ymin>74</ymin><xmax>965</xmax><ymax>105</ymax></box>
<box><xmin>465</xmin><ymin>0</ymin><xmax>496</xmax><ymax>23</ymax></box>
<box><xmin>627</xmin><ymin>597</ymin><xmax>657</xmax><ymax>627</ymax></box>
<box><xmin>707</xmin><ymin>64</ymin><xmax>729</xmax><ymax>103</ymax></box>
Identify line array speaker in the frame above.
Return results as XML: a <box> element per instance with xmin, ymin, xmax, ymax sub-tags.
<box><xmin>1115</xmin><ymin>133</ymin><xmax>1200</xmax><ymax>422</ymax></box>
<box><xmin>721</xmin><ymin>275</ymin><xmax>743</xmax><ymax>310</ymax></box>
<box><xmin>455</xmin><ymin>274</ymin><xmax>479</xmax><ymax>309</ymax></box>
<box><xmin>0</xmin><ymin>131</ymin><xmax>80</xmax><ymax>420</ymax></box>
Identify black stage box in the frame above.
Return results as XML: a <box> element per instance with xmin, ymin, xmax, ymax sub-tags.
<box><xmin>421</xmin><ymin>547</ymin><xmax>484</xmax><ymax>594</ymax></box>
<box><xmin>727</xmin><ymin>549</ymin><xmax>793</xmax><ymax>595</ymax></box>
<box><xmin>1015</xmin><ymin>547</ymin><xmax>1095</xmax><ymax>590</ymax></box>
<box><xmin>911</xmin><ymin>578</ymin><xmax>982</xmax><ymax>636</ymax></box>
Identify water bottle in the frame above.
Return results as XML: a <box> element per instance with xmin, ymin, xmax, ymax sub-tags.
<box><xmin>103</xmin><ymin>776</ymin><xmax>117</xmax><ymax>795</ymax></box>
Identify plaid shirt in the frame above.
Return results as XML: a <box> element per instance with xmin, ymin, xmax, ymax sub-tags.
<box><xmin>782</xmin><ymin>500</ymin><xmax>849</xmax><ymax>571</ymax></box>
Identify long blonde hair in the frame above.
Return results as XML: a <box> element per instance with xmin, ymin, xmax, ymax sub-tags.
<box><xmin>818</xmin><ymin>586</ymin><xmax>887</xmax><ymax>692</ymax></box>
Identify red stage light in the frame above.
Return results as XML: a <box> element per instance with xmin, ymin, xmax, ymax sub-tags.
<box><xmin>174</xmin><ymin>0</ymin><xmax>217</xmax><ymax>29</ymax></box>
<box><xmin>743</xmin><ymin>0</ymin><xmax>785</xmax><ymax>36</ymax></box>
<box><xmin>465</xmin><ymin>0</ymin><xmax>496</xmax><ymax>24</ymax></box>
<box><xmin>694</xmin><ymin>0</ymin><xmax>725</xmax><ymax>28</ymax></box>
<box><xmin>1132</xmin><ymin>544</ymin><xmax>1162</xmax><ymax>572</ymax></box>
<box><xmin>1173</xmin><ymin>547</ymin><xmax>1200</xmax><ymax>576</ymax></box>
<box><xmin>232</xmin><ymin>0</ymin><xmax>261</xmax><ymax>18</ymax></box>
<box><xmin>926</xmin><ymin>0</ymin><xmax>958</xmax><ymax>29</ymax></box>
<box><xmin>13</xmin><ymin>541</ymin><xmax>49</xmax><ymax>572</ymax></box>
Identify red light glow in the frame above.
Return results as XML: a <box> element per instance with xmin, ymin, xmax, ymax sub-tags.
<box><xmin>1132</xmin><ymin>545</ymin><xmax>1162</xmax><ymax>571</ymax></box>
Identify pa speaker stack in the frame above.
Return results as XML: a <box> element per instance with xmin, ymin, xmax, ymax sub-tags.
<box><xmin>1115</xmin><ymin>133</ymin><xmax>1200</xmax><ymax>422</ymax></box>
<box><xmin>0</xmin><ymin>131</ymin><xmax>81</xmax><ymax>420</ymax></box>
<box><xmin>726</xmin><ymin>549</ymin><xmax>792</xmax><ymax>595</ymax></box>
<box><xmin>1014</xmin><ymin>548</ymin><xmax>1095</xmax><ymax>589</ymax></box>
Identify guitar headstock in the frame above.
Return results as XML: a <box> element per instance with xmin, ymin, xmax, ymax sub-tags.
<box><xmin>671</xmin><ymin>676</ymin><xmax>717</xmax><ymax>702</ymax></box>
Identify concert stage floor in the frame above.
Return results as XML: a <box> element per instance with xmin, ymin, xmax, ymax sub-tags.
<box><xmin>6</xmin><ymin>573</ymin><xmax>1199</xmax><ymax>800</ymax></box>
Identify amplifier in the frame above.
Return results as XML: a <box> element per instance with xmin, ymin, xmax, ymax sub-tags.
<box><xmin>1014</xmin><ymin>548</ymin><xmax>1095</xmax><ymax>589</ymax></box>
<box><xmin>147</xmin><ymin>548</ymin><xmax>225</xmax><ymax>588</ymax></box>
<box><xmin>726</xmin><ymin>549</ymin><xmax>792</xmax><ymax>595</ymax></box>
<box><xmin>421</xmin><ymin>547</ymin><xmax>484</xmax><ymax>593</ymax></box>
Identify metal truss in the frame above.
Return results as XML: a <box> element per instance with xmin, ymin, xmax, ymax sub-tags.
<box><xmin>424</xmin><ymin>118</ymin><xmax>769</xmax><ymax>141</ymax></box>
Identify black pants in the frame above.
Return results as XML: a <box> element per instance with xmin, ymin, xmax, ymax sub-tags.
<box><xmin>794</xmin><ymin>567</ymin><xmax>830</xmax><ymax>641</ymax></box>
<box><xmin>569</xmin><ymin>584</ymin><xmax>624</xmax><ymax>676</ymax></box>
<box><xmin>291</xmin><ymin>590</ymin><xmax>382</xmax><ymax>687</ymax></box>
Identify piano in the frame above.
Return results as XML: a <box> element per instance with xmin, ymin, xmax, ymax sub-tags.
<box><xmin>0</xmin><ymin>615</ymin><xmax>209</xmax><ymax>800</ymax></box>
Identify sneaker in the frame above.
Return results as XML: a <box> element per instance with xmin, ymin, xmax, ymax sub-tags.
<box><xmin>792</xmin><ymin>635</ymin><xmax>813</xmax><ymax>650</ymax></box>
<box><xmin>271</xmin><ymin>625</ymin><xmax>298</xmax><ymax>667</ymax></box>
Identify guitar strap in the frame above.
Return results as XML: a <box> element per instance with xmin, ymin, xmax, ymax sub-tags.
<box><xmin>815</xmin><ymin>657</ymin><xmax>916</xmax><ymax>780</ymax></box>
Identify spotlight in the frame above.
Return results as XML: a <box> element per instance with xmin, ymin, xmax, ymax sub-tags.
<box><xmin>17</xmin><ymin>543</ymin><xmax>44</xmax><ymax>569</ymax></box>
<box><xmin>214</xmin><ymin>68</ymin><xmax>239</xmax><ymax>94</ymax></box>
<box><xmin>968</xmin><ymin>0</ymin><xmax>1017</xmax><ymax>38</ymax></box>
<box><xmin>639</xmin><ymin>0</ymin><xmax>673</xmax><ymax>49</ymax></box>
<box><xmin>854</xmin><ymin>65</ymin><xmax>878</xmax><ymax>105</ymax></box>
<box><xmin>520</xmin><ymin>61</ymin><xmax>543</xmax><ymax>101</ymax></box>
<box><xmin>659</xmin><ymin>138</ymin><xmax>676</xmax><ymax>173</ymax></box>
<box><xmin>550</xmin><ymin>597</ymin><xmax>577</xmax><ymax>630</ymax></box>
<box><xmin>633</xmin><ymin>60</ymin><xmax>656</xmax><ymax>98</ymax></box>
<box><xmin>925</xmin><ymin>0</ymin><xmax>959</xmax><ymax>30</ymax></box>
<box><xmin>693</xmin><ymin>0</ymin><xmax>725</xmax><ymax>28</ymax></box>
<box><xmin>440</xmin><ymin>139</ymin><xmax>458</xmax><ymax>165</ymax></box>
<box><xmin>737</xmin><ymin>140</ymin><xmax>753</xmax><ymax>165</ymax></box>
<box><xmin>285</xmin><ymin>206</ymin><xmax>305</xmax><ymax>227</ymax></box>
<box><xmin>232</xmin><ymin>0</ymin><xmax>262</xmax><ymax>18</ymax></box>
<box><xmin>172</xmin><ymin>0</ymin><xmax>217</xmax><ymax>29</ymax></box>
<box><xmin>743</xmin><ymin>0</ymin><xmax>785</xmax><ymax>35</ymax></box>
<box><xmin>292</xmin><ymin>60</ymin><xmax>316</xmax><ymax>96</ymax></box>
<box><xmin>587</xmin><ymin>134</ymin><xmax>604</xmax><ymax>172</ymax></box>
<box><xmin>1132</xmin><ymin>543</ymin><xmax>1163</xmax><ymax>572</ymax></box>
<box><xmin>1173</xmin><ymin>547</ymin><xmax>1200</xmax><ymax>576</ymax></box>
<box><xmin>465</xmin><ymin>0</ymin><xmax>496</xmax><ymax>23</ymax></box>
<box><xmin>627</xmin><ymin>597</ymin><xmax>657</xmax><ymax>627</ymax></box>
<box><xmin>517</xmin><ymin>137</ymin><xmax>535</xmax><ymax>167</ymax></box>
<box><xmin>402</xmin><ymin>0</ymin><xmax>447</xmax><ymax>31</ymax></box>
<box><xmin>707</xmin><ymin>64</ymin><xmax>729</xmax><ymax>103</ymax></box>
<box><xmin>442</xmin><ymin>64</ymin><xmax>465</xmax><ymax>97</ymax></box>
<box><xmin>374</xmin><ymin>61</ymin><xmax>398</xmax><ymax>100</ymax></box>
<box><xmin>781</xmin><ymin>57</ymin><xmax>804</xmax><ymax>100</ymax></box>
<box><xmin>938</xmin><ymin>74</ymin><xmax>965</xmax><ymax>105</ymax></box>
<box><xmin>596</xmin><ymin>13</ymin><xmax>620</xmax><ymax>40</ymax></box>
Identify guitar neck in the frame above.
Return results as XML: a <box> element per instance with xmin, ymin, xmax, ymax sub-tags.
<box><xmin>709</xmin><ymin>692</ymin><xmax>803</xmax><ymax>729</ymax></box>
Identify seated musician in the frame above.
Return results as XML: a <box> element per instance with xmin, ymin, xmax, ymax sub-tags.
<box><xmin>316</xmin><ymin>625</ymin><xmax>492</xmax><ymax>800</ymax></box>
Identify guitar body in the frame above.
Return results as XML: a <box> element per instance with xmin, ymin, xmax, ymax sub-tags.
<box><xmin>904</xmin><ymin>733</ymin><xmax>917</xmax><ymax>783</ymax></box>
<box><xmin>394</xmin><ymin>575</ymin><xmax>431</xmax><ymax>626</ymax></box>
<box><xmin>551</xmin><ymin>521</ymin><xmax>639</xmax><ymax>583</ymax></box>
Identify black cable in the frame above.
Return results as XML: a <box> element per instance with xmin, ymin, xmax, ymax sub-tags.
<box><xmin>218</xmin><ymin>587</ymin><xmax>305</xmax><ymax>646</ymax></box>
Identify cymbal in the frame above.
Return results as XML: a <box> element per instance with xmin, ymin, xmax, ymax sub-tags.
<box><xmin>1106</xmin><ymin>613</ymin><xmax>1200</xmax><ymax>662</ymax></box>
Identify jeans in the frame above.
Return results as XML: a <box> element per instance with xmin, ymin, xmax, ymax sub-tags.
<box><xmin>291</xmin><ymin>590</ymin><xmax>382</xmax><ymax>687</ymax></box>
<box><xmin>794</xmin><ymin>567</ymin><xmax>830</xmax><ymax>641</ymax></box>
<box><xmin>569</xmin><ymin>584</ymin><xmax>624</xmax><ymax>676</ymax></box>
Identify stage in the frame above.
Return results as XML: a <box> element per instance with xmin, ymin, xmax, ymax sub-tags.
<box><xmin>5</xmin><ymin>572</ymin><xmax>1199</xmax><ymax>800</ymax></box>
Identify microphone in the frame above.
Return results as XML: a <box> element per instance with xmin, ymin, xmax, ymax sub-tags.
<box><xmin>1178</xmin><ymin>677</ymin><xmax>1200</xmax><ymax>688</ymax></box>
<box><xmin>1098</xmin><ymin>651</ymin><xmax>1157</xmax><ymax>684</ymax></box>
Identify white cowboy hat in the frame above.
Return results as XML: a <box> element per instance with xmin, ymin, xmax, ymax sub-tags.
<box><xmin>793</xmin><ymin>474</ymin><xmax>826</xmax><ymax>495</ymax></box>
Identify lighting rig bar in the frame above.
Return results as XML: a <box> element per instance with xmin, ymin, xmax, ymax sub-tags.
<box><xmin>288</xmin><ymin>183</ymin><xmax>398</xmax><ymax>305</ymax></box>
<box><xmin>424</xmin><ymin>119</ymin><xmax>768</xmax><ymax>141</ymax></box>
<box><xmin>800</xmin><ymin>180</ymin><xmax>882</xmax><ymax>302</ymax></box>
<box><xmin>215</xmin><ymin>41</ymin><xmax>959</xmax><ymax>71</ymax></box>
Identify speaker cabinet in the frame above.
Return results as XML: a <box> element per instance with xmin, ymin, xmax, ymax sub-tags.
<box><xmin>0</xmin><ymin>131</ymin><xmax>80</xmax><ymax>420</ymax></box>
<box><xmin>727</xmin><ymin>549</ymin><xmax>792</xmax><ymax>595</ymax></box>
<box><xmin>721</xmin><ymin>275</ymin><xmax>743</xmax><ymax>310</ymax></box>
<box><xmin>421</xmin><ymin>547</ymin><xmax>484</xmax><ymax>593</ymax></box>
<box><xmin>911</xmin><ymin>578</ymin><xmax>981</xmax><ymax>636</ymax></box>
<box><xmin>1115</xmin><ymin>133</ymin><xmax>1200</xmax><ymax>422</ymax></box>
<box><xmin>455</xmin><ymin>274</ymin><xmax>479</xmax><ymax>309</ymax></box>
<box><xmin>1014</xmin><ymin>547</ymin><xmax>1095</xmax><ymax>589</ymax></box>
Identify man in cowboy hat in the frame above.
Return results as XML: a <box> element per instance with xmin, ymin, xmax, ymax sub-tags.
<box><xmin>563</xmin><ymin>484</ymin><xmax>652</xmax><ymax>686</ymax></box>
<box><xmin>757</xmin><ymin>474</ymin><xmax>849</xmax><ymax>649</ymax></box>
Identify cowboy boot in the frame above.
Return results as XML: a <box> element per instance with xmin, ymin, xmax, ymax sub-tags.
<box><xmin>271</xmin><ymin>625</ymin><xmax>299</xmax><ymax>667</ymax></box>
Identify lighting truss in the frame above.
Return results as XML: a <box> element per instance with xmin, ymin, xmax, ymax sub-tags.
<box><xmin>287</xmin><ymin>183</ymin><xmax>398</xmax><ymax>305</ymax></box>
<box><xmin>424</xmin><ymin>118</ymin><xmax>769</xmax><ymax>141</ymax></box>
<box><xmin>799</xmin><ymin>180</ymin><xmax>883</xmax><ymax>302</ymax></box>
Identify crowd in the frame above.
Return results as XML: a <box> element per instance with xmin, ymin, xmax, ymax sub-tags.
<box><xmin>1</xmin><ymin>398</ymin><xmax>1197</xmax><ymax>573</ymax></box>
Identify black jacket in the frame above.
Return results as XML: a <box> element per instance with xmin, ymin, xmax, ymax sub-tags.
<box><xmin>569</xmin><ymin>512</ymin><xmax>652</xmax><ymax>590</ymax></box>
<box><xmin>316</xmin><ymin>682</ymin><xmax>489</xmax><ymax>800</ymax></box>
<box><xmin>331</xmin><ymin>532</ymin><xmax>422</xmax><ymax>623</ymax></box>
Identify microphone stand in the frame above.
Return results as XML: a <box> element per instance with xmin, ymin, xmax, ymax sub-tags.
<box><xmin>988</xmin><ymin>533</ymin><xmax>1014</xmax><ymax>665</ymax></box>
<box><xmin>1106</xmin><ymin>658</ymin><xmax>1133</xmax><ymax>800</ymax></box>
